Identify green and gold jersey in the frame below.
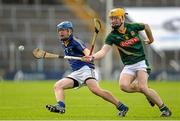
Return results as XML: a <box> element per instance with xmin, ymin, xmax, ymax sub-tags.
<box><xmin>105</xmin><ymin>22</ymin><xmax>147</xmax><ymax>65</ymax></box>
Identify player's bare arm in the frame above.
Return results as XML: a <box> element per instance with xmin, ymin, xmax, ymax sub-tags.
<box><xmin>82</xmin><ymin>44</ymin><xmax>111</xmax><ymax>62</ymax></box>
<box><xmin>144</xmin><ymin>24</ymin><xmax>154</xmax><ymax>44</ymax></box>
<box><xmin>93</xmin><ymin>44</ymin><xmax>112</xmax><ymax>60</ymax></box>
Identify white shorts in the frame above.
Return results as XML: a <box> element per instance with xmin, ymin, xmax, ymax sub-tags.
<box><xmin>67</xmin><ymin>66</ymin><xmax>98</xmax><ymax>87</ymax></box>
<box><xmin>121</xmin><ymin>60</ymin><xmax>148</xmax><ymax>76</ymax></box>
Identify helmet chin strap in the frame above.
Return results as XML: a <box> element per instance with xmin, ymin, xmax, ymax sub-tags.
<box><xmin>111</xmin><ymin>17</ymin><xmax>124</xmax><ymax>30</ymax></box>
<box><xmin>112</xmin><ymin>22</ymin><xmax>122</xmax><ymax>30</ymax></box>
<box><xmin>61</xmin><ymin>37</ymin><xmax>68</xmax><ymax>41</ymax></box>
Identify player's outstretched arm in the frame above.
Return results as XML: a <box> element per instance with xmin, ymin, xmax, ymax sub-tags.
<box><xmin>93</xmin><ymin>44</ymin><xmax>111</xmax><ymax>60</ymax></box>
<box><xmin>83</xmin><ymin>44</ymin><xmax>111</xmax><ymax>62</ymax></box>
<box><xmin>144</xmin><ymin>24</ymin><xmax>154</xmax><ymax>44</ymax></box>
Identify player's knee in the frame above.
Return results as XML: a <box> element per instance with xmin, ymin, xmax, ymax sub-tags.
<box><xmin>54</xmin><ymin>83</ymin><xmax>59</xmax><ymax>91</ymax></box>
<box><xmin>139</xmin><ymin>84</ymin><xmax>148</xmax><ymax>93</ymax></box>
<box><xmin>54</xmin><ymin>81</ymin><xmax>63</xmax><ymax>91</ymax></box>
<box><xmin>120</xmin><ymin>83</ymin><xmax>129</xmax><ymax>92</ymax></box>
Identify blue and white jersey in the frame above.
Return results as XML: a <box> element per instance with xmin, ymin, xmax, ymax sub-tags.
<box><xmin>61</xmin><ymin>35</ymin><xmax>95</xmax><ymax>71</ymax></box>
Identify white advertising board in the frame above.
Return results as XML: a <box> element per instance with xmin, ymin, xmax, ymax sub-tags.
<box><xmin>126</xmin><ymin>7</ymin><xmax>180</xmax><ymax>50</ymax></box>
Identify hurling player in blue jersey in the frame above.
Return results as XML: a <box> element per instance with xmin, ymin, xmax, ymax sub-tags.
<box><xmin>46</xmin><ymin>21</ymin><xmax>129</xmax><ymax>117</ymax></box>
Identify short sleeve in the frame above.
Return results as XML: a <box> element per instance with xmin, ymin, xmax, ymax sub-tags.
<box><xmin>73</xmin><ymin>38</ymin><xmax>87</xmax><ymax>52</ymax></box>
<box><xmin>132</xmin><ymin>23</ymin><xmax>145</xmax><ymax>31</ymax></box>
<box><xmin>105</xmin><ymin>33</ymin><xmax>113</xmax><ymax>45</ymax></box>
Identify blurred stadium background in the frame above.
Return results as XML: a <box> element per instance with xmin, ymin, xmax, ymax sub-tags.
<box><xmin>0</xmin><ymin>0</ymin><xmax>180</xmax><ymax>81</ymax></box>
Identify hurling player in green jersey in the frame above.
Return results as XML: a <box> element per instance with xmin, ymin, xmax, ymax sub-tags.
<box><xmin>84</xmin><ymin>8</ymin><xmax>171</xmax><ymax>117</ymax></box>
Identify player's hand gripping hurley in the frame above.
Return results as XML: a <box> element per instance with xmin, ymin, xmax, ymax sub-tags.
<box><xmin>32</xmin><ymin>48</ymin><xmax>82</xmax><ymax>60</ymax></box>
<box><xmin>89</xmin><ymin>18</ymin><xmax>101</xmax><ymax>55</ymax></box>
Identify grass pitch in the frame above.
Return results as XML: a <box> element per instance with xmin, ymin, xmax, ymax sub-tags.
<box><xmin>0</xmin><ymin>80</ymin><xmax>180</xmax><ymax>120</ymax></box>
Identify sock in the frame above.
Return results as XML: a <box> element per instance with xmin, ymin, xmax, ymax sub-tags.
<box><xmin>159</xmin><ymin>104</ymin><xmax>168</xmax><ymax>112</ymax></box>
<box><xmin>57</xmin><ymin>101</ymin><xmax>65</xmax><ymax>108</ymax></box>
<box><xmin>117</xmin><ymin>102</ymin><xmax>127</xmax><ymax>111</ymax></box>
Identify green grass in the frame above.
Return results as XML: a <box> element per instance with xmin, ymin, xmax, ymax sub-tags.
<box><xmin>0</xmin><ymin>80</ymin><xmax>180</xmax><ymax>120</ymax></box>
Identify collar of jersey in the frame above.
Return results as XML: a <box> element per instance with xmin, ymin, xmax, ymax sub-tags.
<box><xmin>118</xmin><ymin>26</ymin><xmax>126</xmax><ymax>34</ymax></box>
<box><xmin>63</xmin><ymin>34</ymin><xmax>73</xmax><ymax>47</ymax></box>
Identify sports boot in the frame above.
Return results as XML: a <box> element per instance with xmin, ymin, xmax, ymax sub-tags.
<box><xmin>118</xmin><ymin>106</ymin><xmax>129</xmax><ymax>117</ymax></box>
<box><xmin>160</xmin><ymin>107</ymin><xmax>172</xmax><ymax>117</ymax></box>
<box><xmin>117</xmin><ymin>103</ymin><xmax>129</xmax><ymax>117</ymax></box>
<box><xmin>46</xmin><ymin>104</ymin><xmax>65</xmax><ymax>114</ymax></box>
